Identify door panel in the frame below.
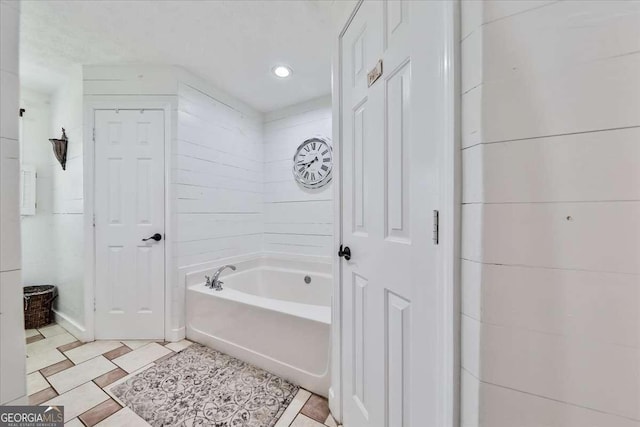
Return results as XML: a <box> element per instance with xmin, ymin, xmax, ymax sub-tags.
<box><xmin>95</xmin><ymin>109</ymin><xmax>165</xmax><ymax>339</ymax></box>
<box><xmin>341</xmin><ymin>1</ymin><xmax>442</xmax><ymax>426</ymax></box>
<box><xmin>352</xmin><ymin>272</ymin><xmax>368</xmax><ymax>415</ymax></box>
<box><xmin>384</xmin><ymin>60</ymin><xmax>411</xmax><ymax>243</ymax></box>
<box><xmin>352</xmin><ymin>101</ymin><xmax>368</xmax><ymax>235</ymax></box>
<box><xmin>386</xmin><ymin>291</ymin><xmax>410</xmax><ymax>427</ymax></box>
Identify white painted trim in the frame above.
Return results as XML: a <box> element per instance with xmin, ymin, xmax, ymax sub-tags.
<box><xmin>437</xmin><ymin>2</ymin><xmax>461</xmax><ymax>427</ymax></box>
<box><xmin>52</xmin><ymin>309</ymin><xmax>87</xmax><ymax>342</ymax></box>
<box><xmin>330</xmin><ymin>0</ymin><xmax>364</xmax><ymax>421</ymax></box>
<box><xmin>332</xmin><ymin>0</ymin><xmax>460</xmax><ymax>424</ymax></box>
<box><xmin>83</xmin><ymin>96</ymin><xmax>174</xmax><ymax>342</ymax></box>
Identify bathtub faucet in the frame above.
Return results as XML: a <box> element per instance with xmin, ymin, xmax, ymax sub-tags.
<box><xmin>207</xmin><ymin>265</ymin><xmax>236</xmax><ymax>291</ymax></box>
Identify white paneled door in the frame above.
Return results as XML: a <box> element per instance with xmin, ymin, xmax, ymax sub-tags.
<box><xmin>94</xmin><ymin>109</ymin><xmax>165</xmax><ymax>339</ymax></box>
<box><xmin>341</xmin><ymin>1</ymin><xmax>447</xmax><ymax>426</ymax></box>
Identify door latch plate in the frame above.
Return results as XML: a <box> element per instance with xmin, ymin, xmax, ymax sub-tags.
<box><xmin>433</xmin><ymin>210</ymin><xmax>439</xmax><ymax>245</ymax></box>
<box><xmin>368</xmin><ymin>59</ymin><xmax>383</xmax><ymax>87</ymax></box>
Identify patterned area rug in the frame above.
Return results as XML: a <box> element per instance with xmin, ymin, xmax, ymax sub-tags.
<box><xmin>111</xmin><ymin>344</ymin><xmax>299</xmax><ymax>427</ymax></box>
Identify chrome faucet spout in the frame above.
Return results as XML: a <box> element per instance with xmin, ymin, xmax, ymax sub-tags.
<box><xmin>209</xmin><ymin>265</ymin><xmax>236</xmax><ymax>291</ymax></box>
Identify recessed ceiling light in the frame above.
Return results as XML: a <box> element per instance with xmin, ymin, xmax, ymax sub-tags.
<box><xmin>273</xmin><ymin>65</ymin><xmax>292</xmax><ymax>78</ymax></box>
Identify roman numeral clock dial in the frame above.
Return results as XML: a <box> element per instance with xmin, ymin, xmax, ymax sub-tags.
<box><xmin>292</xmin><ymin>137</ymin><xmax>333</xmax><ymax>189</ymax></box>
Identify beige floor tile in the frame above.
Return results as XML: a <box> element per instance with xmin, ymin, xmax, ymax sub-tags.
<box><xmin>43</xmin><ymin>381</ymin><xmax>110</xmax><ymax>423</ymax></box>
<box><xmin>27</xmin><ymin>332</ymin><xmax>77</xmax><ymax>357</ymax></box>
<box><xmin>325</xmin><ymin>414</ymin><xmax>338</xmax><ymax>427</ymax></box>
<box><xmin>95</xmin><ymin>407</ymin><xmax>150</xmax><ymax>427</ymax></box>
<box><xmin>48</xmin><ymin>356</ymin><xmax>117</xmax><ymax>394</ymax></box>
<box><xmin>121</xmin><ymin>340</ymin><xmax>153</xmax><ymax>350</ymax></box>
<box><xmin>27</xmin><ymin>371</ymin><xmax>50</xmax><ymax>395</ymax></box>
<box><xmin>26</xmin><ymin>349</ymin><xmax>67</xmax><ymax>373</ymax></box>
<box><xmin>64</xmin><ymin>341</ymin><xmax>122</xmax><ymax>364</ymax></box>
<box><xmin>38</xmin><ymin>324</ymin><xmax>68</xmax><ymax>338</ymax></box>
<box><xmin>290</xmin><ymin>414</ymin><xmax>326</xmax><ymax>427</ymax></box>
<box><xmin>112</xmin><ymin>343</ymin><xmax>171</xmax><ymax>373</ymax></box>
<box><xmin>25</xmin><ymin>329</ymin><xmax>40</xmax><ymax>338</ymax></box>
<box><xmin>275</xmin><ymin>389</ymin><xmax>312</xmax><ymax>427</ymax></box>
<box><xmin>27</xmin><ymin>340</ymin><xmax>327</xmax><ymax>427</ymax></box>
<box><xmin>164</xmin><ymin>340</ymin><xmax>193</xmax><ymax>353</ymax></box>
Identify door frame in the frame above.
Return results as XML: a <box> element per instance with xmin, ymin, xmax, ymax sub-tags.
<box><xmin>330</xmin><ymin>1</ymin><xmax>461</xmax><ymax>424</ymax></box>
<box><xmin>83</xmin><ymin>97</ymin><xmax>173</xmax><ymax>342</ymax></box>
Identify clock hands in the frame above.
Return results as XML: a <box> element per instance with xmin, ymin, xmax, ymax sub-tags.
<box><xmin>297</xmin><ymin>156</ymin><xmax>319</xmax><ymax>169</ymax></box>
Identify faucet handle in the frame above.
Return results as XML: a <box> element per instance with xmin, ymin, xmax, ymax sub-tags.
<box><xmin>204</xmin><ymin>275</ymin><xmax>211</xmax><ymax>287</ymax></box>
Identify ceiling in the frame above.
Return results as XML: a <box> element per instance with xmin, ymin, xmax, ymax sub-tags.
<box><xmin>20</xmin><ymin>0</ymin><xmax>350</xmax><ymax>112</ymax></box>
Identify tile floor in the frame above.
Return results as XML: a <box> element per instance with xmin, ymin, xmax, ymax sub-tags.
<box><xmin>25</xmin><ymin>324</ymin><xmax>340</xmax><ymax>427</ymax></box>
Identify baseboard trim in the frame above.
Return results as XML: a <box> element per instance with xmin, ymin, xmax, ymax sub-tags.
<box><xmin>52</xmin><ymin>310</ymin><xmax>88</xmax><ymax>342</ymax></box>
<box><xmin>166</xmin><ymin>326</ymin><xmax>185</xmax><ymax>343</ymax></box>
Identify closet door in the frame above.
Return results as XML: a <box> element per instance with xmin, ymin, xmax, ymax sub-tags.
<box><xmin>94</xmin><ymin>109</ymin><xmax>165</xmax><ymax>339</ymax></box>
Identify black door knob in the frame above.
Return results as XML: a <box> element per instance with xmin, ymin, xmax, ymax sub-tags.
<box><xmin>142</xmin><ymin>233</ymin><xmax>162</xmax><ymax>242</ymax></box>
<box><xmin>338</xmin><ymin>245</ymin><xmax>351</xmax><ymax>261</ymax></box>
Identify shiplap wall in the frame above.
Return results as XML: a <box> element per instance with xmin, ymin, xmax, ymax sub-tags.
<box><xmin>263</xmin><ymin>96</ymin><xmax>333</xmax><ymax>259</ymax></box>
<box><xmin>460</xmin><ymin>1</ymin><xmax>640</xmax><ymax>426</ymax></box>
<box><xmin>0</xmin><ymin>0</ymin><xmax>26</xmax><ymax>404</ymax></box>
<box><xmin>175</xmin><ymin>81</ymin><xmax>264</xmax><ymax>267</ymax></box>
<box><xmin>49</xmin><ymin>65</ymin><xmax>86</xmax><ymax>331</ymax></box>
<box><xmin>20</xmin><ymin>88</ymin><xmax>55</xmax><ymax>286</ymax></box>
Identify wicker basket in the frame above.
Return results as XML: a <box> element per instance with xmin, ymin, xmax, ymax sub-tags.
<box><xmin>23</xmin><ymin>285</ymin><xmax>57</xmax><ymax>329</ymax></box>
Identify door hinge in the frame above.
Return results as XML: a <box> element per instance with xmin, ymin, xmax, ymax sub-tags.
<box><xmin>93</xmin><ymin>298</ymin><xmax>96</xmax><ymax>312</ymax></box>
<box><xmin>92</xmin><ymin>214</ymin><xmax>96</xmax><ymax>227</ymax></box>
<box><xmin>433</xmin><ymin>210</ymin><xmax>439</xmax><ymax>245</ymax></box>
<box><xmin>92</xmin><ymin>128</ymin><xmax>95</xmax><ymax>142</ymax></box>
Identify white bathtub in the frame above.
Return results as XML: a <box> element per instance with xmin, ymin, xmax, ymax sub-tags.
<box><xmin>186</xmin><ymin>256</ymin><xmax>331</xmax><ymax>396</ymax></box>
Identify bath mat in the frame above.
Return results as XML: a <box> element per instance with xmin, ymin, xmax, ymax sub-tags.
<box><xmin>110</xmin><ymin>344</ymin><xmax>299</xmax><ymax>427</ymax></box>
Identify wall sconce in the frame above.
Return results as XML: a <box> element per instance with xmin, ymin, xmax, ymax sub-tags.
<box><xmin>49</xmin><ymin>128</ymin><xmax>68</xmax><ymax>170</ymax></box>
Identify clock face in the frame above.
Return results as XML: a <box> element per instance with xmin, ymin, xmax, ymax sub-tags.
<box><xmin>292</xmin><ymin>137</ymin><xmax>333</xmax><ymax>189</ymax></box>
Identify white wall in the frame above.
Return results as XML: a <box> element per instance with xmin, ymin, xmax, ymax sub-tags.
<box><xmin>20</xmin><ymin>88</ymin><xmax>55</xmax><ymax>285</ymax></box>
<box><xmin>460</xmin><ymin>1</ymin><xmax>640</xmax><ymax>426</ymax></box>
<box><xmin>0</xmin><ymin>0</ymin><xmax>26</xmax><ymax>404</ymax></box>
<box><xmin>49</xmin><ymin>65</ymin><xmax>85</xmax><ymax>334</ymax></box>
<box><xmin>263</xmin><ymin>96</ymin><xmax>333</xmax><ymax>259</ymax></box>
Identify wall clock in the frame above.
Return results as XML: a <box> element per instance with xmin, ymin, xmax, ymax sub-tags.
<box><xmin>292</xmin><ymin>137</ymin><xmax>333</xmax><ymax>189</ymax></box>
